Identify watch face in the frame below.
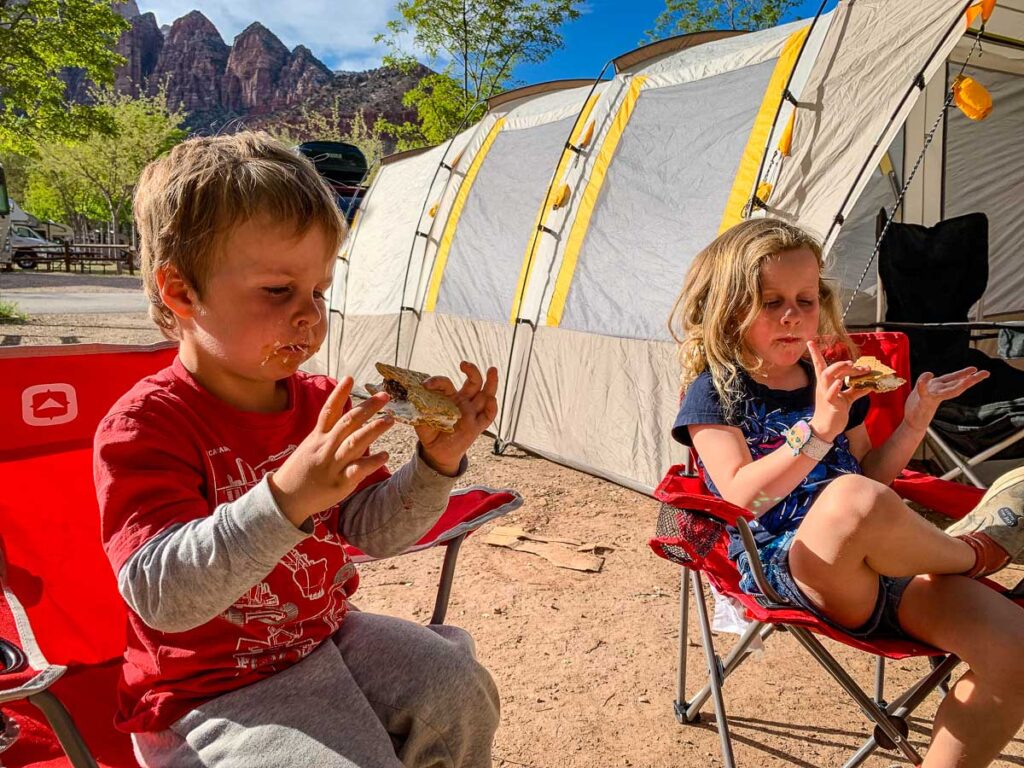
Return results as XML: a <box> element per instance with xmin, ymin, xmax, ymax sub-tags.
<box><xmin>786</xmin><ymin>420</ymin><xmax>812</xmax><ymax>451</ymax></box>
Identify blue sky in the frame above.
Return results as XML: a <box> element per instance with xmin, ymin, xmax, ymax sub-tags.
<box><xmin>138</xmin><ymin>0</ymin><xmax>837</xmax><ymax>79</ymax></box>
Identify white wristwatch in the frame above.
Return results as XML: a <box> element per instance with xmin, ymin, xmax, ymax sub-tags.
<box><xmin>783</xmin><ymin>419</ymin><xmax>833</xmax><ymax>461</ymax></box>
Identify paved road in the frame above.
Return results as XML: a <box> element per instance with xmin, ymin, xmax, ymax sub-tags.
<box><xmin>5</xmin><ymin>291</ymin><xmax>148</xmax><ymax>314</ymax></box>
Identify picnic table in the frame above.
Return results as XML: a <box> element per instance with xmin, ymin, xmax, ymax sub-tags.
<box><xmin>12</xmin><ymin>243</ymin><xmax>136</xmax><ymax>274</ymax></box>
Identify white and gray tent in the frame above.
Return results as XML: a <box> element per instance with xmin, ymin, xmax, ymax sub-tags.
<box><xmin>311</xmin><ymin>0</ymin><xmax>1024</xmax><ymax>494</ymax></box>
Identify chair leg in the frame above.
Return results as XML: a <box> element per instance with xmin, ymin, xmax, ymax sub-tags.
<box><xmin>674</xmin><ymin>567</ymin><xmax>689</xmax><ymax>722</ymax></box>
<box><xmin>927</xmin><ymin>427</ymin><xmax>986</xmax><ymax>487</ymax></box>
<box><xmin>939</xmin><ymin>428</ymin><xmax>1024</xmax><ymax>484</ymax></box>
<box><xmin>930</xmin><ymin>655</ymin><xmax>950</xmax><ymax>696</ymax></box>
<box><xmin>684</xmin><ymin>621</ymin><xmax>774</xmax><ymax>724</ymax></box>
<box><xmin>845</xmin><ymin>653</ymin><xmax>961</xmax><ymax>768</ymax></box>
<box><xmin>430</xmin><ymin>535</ymin><xmax>465</xmax><ymax>625</ymax></box>
<box><xmin>27</xmin><ymin>691</ymin><xmax>99</xmax><ymax>768</ymax></box>
<box><xmin>787</xmin><ymin>626</ymin><xmax>923</xmax><ymax>766</ymax></box>
<box><xmin>690</xmin><ymin>570</ymin><xmax>737</xmax><ymax>768</ymax></box>
<box><xmin>874</xmin><ymin>657</ymin><xmax>887</xmax><ymax>708</ymax></box>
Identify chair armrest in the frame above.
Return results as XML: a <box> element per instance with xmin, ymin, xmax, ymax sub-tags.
<box><xmin>344</xmin><ymin>487</ymin><xmax>523</xmax><ymax>563</ymax></box>
<box><xmin>892</xmin><ymin>469</ymin><xmax>984</xmax><ymax>521</ymax></box>
<box><xmin>654</xmin><ymin>465</ymin><xmax>754</xmax><ymax>526</ymax></box>
<box><xmin>0</xmin><ymin>637</ymin><xmax>66</xmax><ymax>706</ymax></box>
<box><xmin>733</xmin><ymin>518</ymin><xmax>787</xmax><ymax>606</ymax></box>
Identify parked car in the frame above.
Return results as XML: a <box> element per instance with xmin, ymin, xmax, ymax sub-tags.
<box><xmin>10</xmin><ymin>225</ymin><xmax>59</xmax><ymax>269</ymax></box>
<box><xmin>296</xmin><ymin>141</ymin><xmax>369</xmax><ymax>223</ymax></box>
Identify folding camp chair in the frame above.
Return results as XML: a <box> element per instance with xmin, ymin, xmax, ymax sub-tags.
<box><xmin>877</xmin><ymin>211</ymin><xmax>1024</xmax><ymax>487</ymax></box>
<box><xmin>0</xmin><ymin>342</ymin><xmax>522</xmax><ymax>768</ymax></box>
<box><xmin>648</xmin><ymin>331</ymin><xmax>1023</xmax><ymax>767</ymax></box>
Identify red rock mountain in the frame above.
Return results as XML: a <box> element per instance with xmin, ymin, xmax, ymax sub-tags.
<box><xmin>68</xmin><ymin>6</ymin><xmax>421</xmax><ymax>138</ymax></box>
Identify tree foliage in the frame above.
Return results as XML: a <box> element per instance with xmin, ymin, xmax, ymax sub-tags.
<box><xmin>25</xmin><ymin>87</ymin><xmax>187</xmax><ymax>236</ymax></box>
<box><xmin>376</xmin><ymin>71</ymin><xmax>479</xmax><ymax>152</ymax></box>
<box><xmin>376</xmin><ymin>0</ymin><xmax>583</xmax><ymax>150</ymax></box>
<box><xmin>646</xmin><ymin>0</ymin><xmax>799</xmax><ymax>41</ymax></box>
<box><xmin>0</xmin><ymin>0</ymin><xmax>129</xmax><ymax>151</ymax></box>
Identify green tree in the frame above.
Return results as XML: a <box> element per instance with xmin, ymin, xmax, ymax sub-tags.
<box><xmin>0</xmin><ymin>0</ymin><xmax>129</xmax><ymax>151</ymax></box>
<box><xmin>27</xmin><ymin>87</ymin><xmax>187</xmax><ymax>238</ymax></box>
<box><xmin>646</xmin><ymin>0</ymin><xmax>799</xmax><ymax>41</ymax></box>
<box><xmin>0</xmin><ymin>150</ymin><xmax>31</xmax><ymax>201</ymax></box>
<box><xmin>376</xmin><ymin>0</ymin><xmax>583</xmax><ymax>150</ymax></box>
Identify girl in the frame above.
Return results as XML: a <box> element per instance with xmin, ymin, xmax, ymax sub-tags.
<box><xmin>668</xmin><ymin>218</ymin><xmax>1024</xmax><ymax>768</ymax></box>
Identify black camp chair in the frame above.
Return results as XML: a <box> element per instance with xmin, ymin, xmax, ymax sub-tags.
<box><xmin>877</xmin><ymin>211</ymin><xmax>1024</xmax><ymax>486</ymax></box>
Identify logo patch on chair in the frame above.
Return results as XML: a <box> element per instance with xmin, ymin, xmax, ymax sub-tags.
<box><xmin>21</xmin><ymin>383</ymin><xmax>78</xmax><ymax>427</ymax></box>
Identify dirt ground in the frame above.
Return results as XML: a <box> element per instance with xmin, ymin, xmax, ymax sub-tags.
<box><xmin>3</xmin><ymin>271</ymin><xmax>1023</xmax><ymax>767</ymax></box>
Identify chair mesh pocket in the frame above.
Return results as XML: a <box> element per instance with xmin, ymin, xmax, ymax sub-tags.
<box><xmin>654</xmin><ymin>502</ymin><xmax>725</xmax><ymax>567</ymax></box>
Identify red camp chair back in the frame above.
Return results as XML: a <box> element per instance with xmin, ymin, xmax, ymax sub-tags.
<box><xmin>849</xmin><ymin>331</ymin><xmax>911</xmax><ymax>446</ymax></box>
<box><xmin>1</xmin><ymin>343</ymin><xmax>178</xmax><ymax>767</ymax></box>
<box><xmin>1</xmin><ymin>344</ymin><xmax>179</xmax><ymax>666</ymax></box>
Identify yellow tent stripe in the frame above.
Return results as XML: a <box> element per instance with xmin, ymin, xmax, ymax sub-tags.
<box><xmin>509</xmin><ymin>92</ymin><xmax>601</xmax><ymax>323</ymax></box>
<box><xmin>424</xmin><ymin>117</ymin><xmax>506</xmax><ymax>312</ymax></box>
<box><xmin>717</xmin><ymin>26</ymin><xmax>810</xmax><ymax>234</ymax></box>
<box><xmin>546</xmin><ymin>77</ymin><xmax>646</xmax><ymax>328</ymax></box>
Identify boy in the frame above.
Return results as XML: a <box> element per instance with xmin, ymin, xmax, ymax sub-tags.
<box><xmin>94</xmin><ymin>132</ymin><xmax>501</xmax><ymax>767</ymax></box>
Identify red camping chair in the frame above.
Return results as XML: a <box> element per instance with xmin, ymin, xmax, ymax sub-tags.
<box><xmin>0</xmin><ymin>343</ymin><xmax>522</xmax><ymax>768</ymax></box>
<box><xmin>648</xmin><ymin>331</ymin><xmax>1024</xmax><ymax>767</ymax></box>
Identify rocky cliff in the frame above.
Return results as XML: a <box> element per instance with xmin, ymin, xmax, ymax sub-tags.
<box><xmin>67</xmin><ymin>7</ymin><xmax>421</xmax><ymax>140</ymax></box>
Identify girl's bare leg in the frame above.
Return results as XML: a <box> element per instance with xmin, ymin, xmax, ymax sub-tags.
<box><xmin>897</xmin><ymin>574</ymin><xmax>1024</xmax><ymax>768</ymax></box>
<box><xmin>788</xmin><ymin>474</ymin><xmax>975</xmax><ymax>627</ymax></box>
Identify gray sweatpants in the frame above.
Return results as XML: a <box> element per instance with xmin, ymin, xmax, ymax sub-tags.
<box><xmin>132</xmin><ymin>612</ymin><xmax>500</xmax><ymax>768</ymax></box>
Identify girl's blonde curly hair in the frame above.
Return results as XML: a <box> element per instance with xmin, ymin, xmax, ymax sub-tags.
<box><xmin>667</xmin><ymin>218</ymin><xmax>853</xmax><ymax>420</ymax></box>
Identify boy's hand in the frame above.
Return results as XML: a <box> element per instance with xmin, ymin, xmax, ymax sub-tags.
<box><xmin>415</xmin><ymin>362</ymin><xmax>498</xmax><ymax>476</ymax></box>
<box><xmin>268</xmin><ymin>377</ymin><xmax>394</xmax><ymax>527</ymax></box>
<box><xmin>807</xmin><ymin>340</ymin><xmax>871</xmax><ymax>442</ymax></box>
<box><xmin>904</xmin><ymin>367</ymin><xmax>989</xmax><ymax>431</ymax></box>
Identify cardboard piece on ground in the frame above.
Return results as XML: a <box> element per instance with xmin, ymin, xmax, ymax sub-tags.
<box><xmin>482</xmin><ymin>526</ymin><xmax>605</xmax><ymax>573</ymax></box>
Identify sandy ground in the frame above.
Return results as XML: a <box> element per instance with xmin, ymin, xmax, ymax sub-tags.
<box><xmin>3</xmin><ymin>271</ymin><xmax>1023</xmax><ymax>767</ymax></box>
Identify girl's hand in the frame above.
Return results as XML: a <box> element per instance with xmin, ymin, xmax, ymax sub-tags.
<box><xmin>807</xmin><ymin>340</ymin><xmax>872</xmax><ymax>442</ymax></box>
<box><xmin>415</xmin><ymin>362</ymin><xmax>499</xmax><ymax>476</ymax></box>
<box><xmin>269</xmin><ymin>377</ymin><xmax>393</xmax><ymax>526</ymax></box>
<box><xmin>904</xmin><ymin>367</ymin><xmax>989</xmax><ymax>431</ymax></box>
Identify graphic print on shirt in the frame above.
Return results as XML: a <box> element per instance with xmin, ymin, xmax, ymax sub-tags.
<box><xmin>223</xmin><ymin>582</ymin><xmax>299</xmax><ymax>626</ymax></box>
<box><xmin>702</xmin><ymin>399</ymin><xmax>861</xmax><ymax>538</ymax></box>
<box><xmin>211</xmin><ymin>446</ymin><xmax>296</xmax><ymax>501</ymax></box>
<box><xmin>205</xmin><ymin>445</ymin><xmax>352</xmax><ymax>674</ymax></box>
<box><xmin>234</xmin><ymin>625</ymin><xmax>319</xmax><ymax>672</ymax></box>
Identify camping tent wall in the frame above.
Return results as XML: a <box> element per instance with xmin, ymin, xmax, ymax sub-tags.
<box><xmin>318</xmin><ymin>1</ymin><xmax>1023</xmax><ymax>494</ymax></box>
<box><xmin>307</xmin><ymin>129</ymin><xmax>475</xmax><ymax>391</ymax></box>
<box><xmin>501</xmin><ymin>22</ymin><xmax>813</xmax><ymax>492</ymax></box>
<box><xmin>802</xmin><ymin>2</ymin><xmax>1024</xmax><ymax>325</ymax></box>
<box><xmin>406</xmin><ymin>82</ymin><xmax>609</xmax><ymax>418</ymax></box>
<box><xmin>822</xmin><ymin>136</ymin><xmax>903</xmax><ymax>326</ymax></box>
<box><xmin>942</xmin><ymin>45</ymin><xmax>1024</xmax><ymax>317</ymax></box>
<box><xmin>766</xmin><ymin>0</ymin><xmax>975</xmax><ymax>251</ymax></box>
<box><xmin>801</xmin><ymin>2</ymin><xmax>1024</xmax><ymax>326</ymax></box>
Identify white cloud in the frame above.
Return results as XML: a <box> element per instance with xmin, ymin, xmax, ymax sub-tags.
<box><xmin>138</xmin><ymin>0</ymin><xmax>397</xmax><ymax>71</ymax></box>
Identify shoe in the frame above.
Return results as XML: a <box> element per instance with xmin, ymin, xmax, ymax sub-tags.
<box><xmin>945</xmin><ymin>466</ymin><xmax>1024</xmax><ymax>570</ymax></box>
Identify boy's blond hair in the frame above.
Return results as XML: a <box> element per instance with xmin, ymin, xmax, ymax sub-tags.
<box><xmin>668</xmin><ymin>218</ymin><xmax>853</xmax><ymax>419</ymax></box>
<box><xmin>134</xmin><ymin>131</ymin><xmax>347</xmax><ymax>338</ymax></box>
